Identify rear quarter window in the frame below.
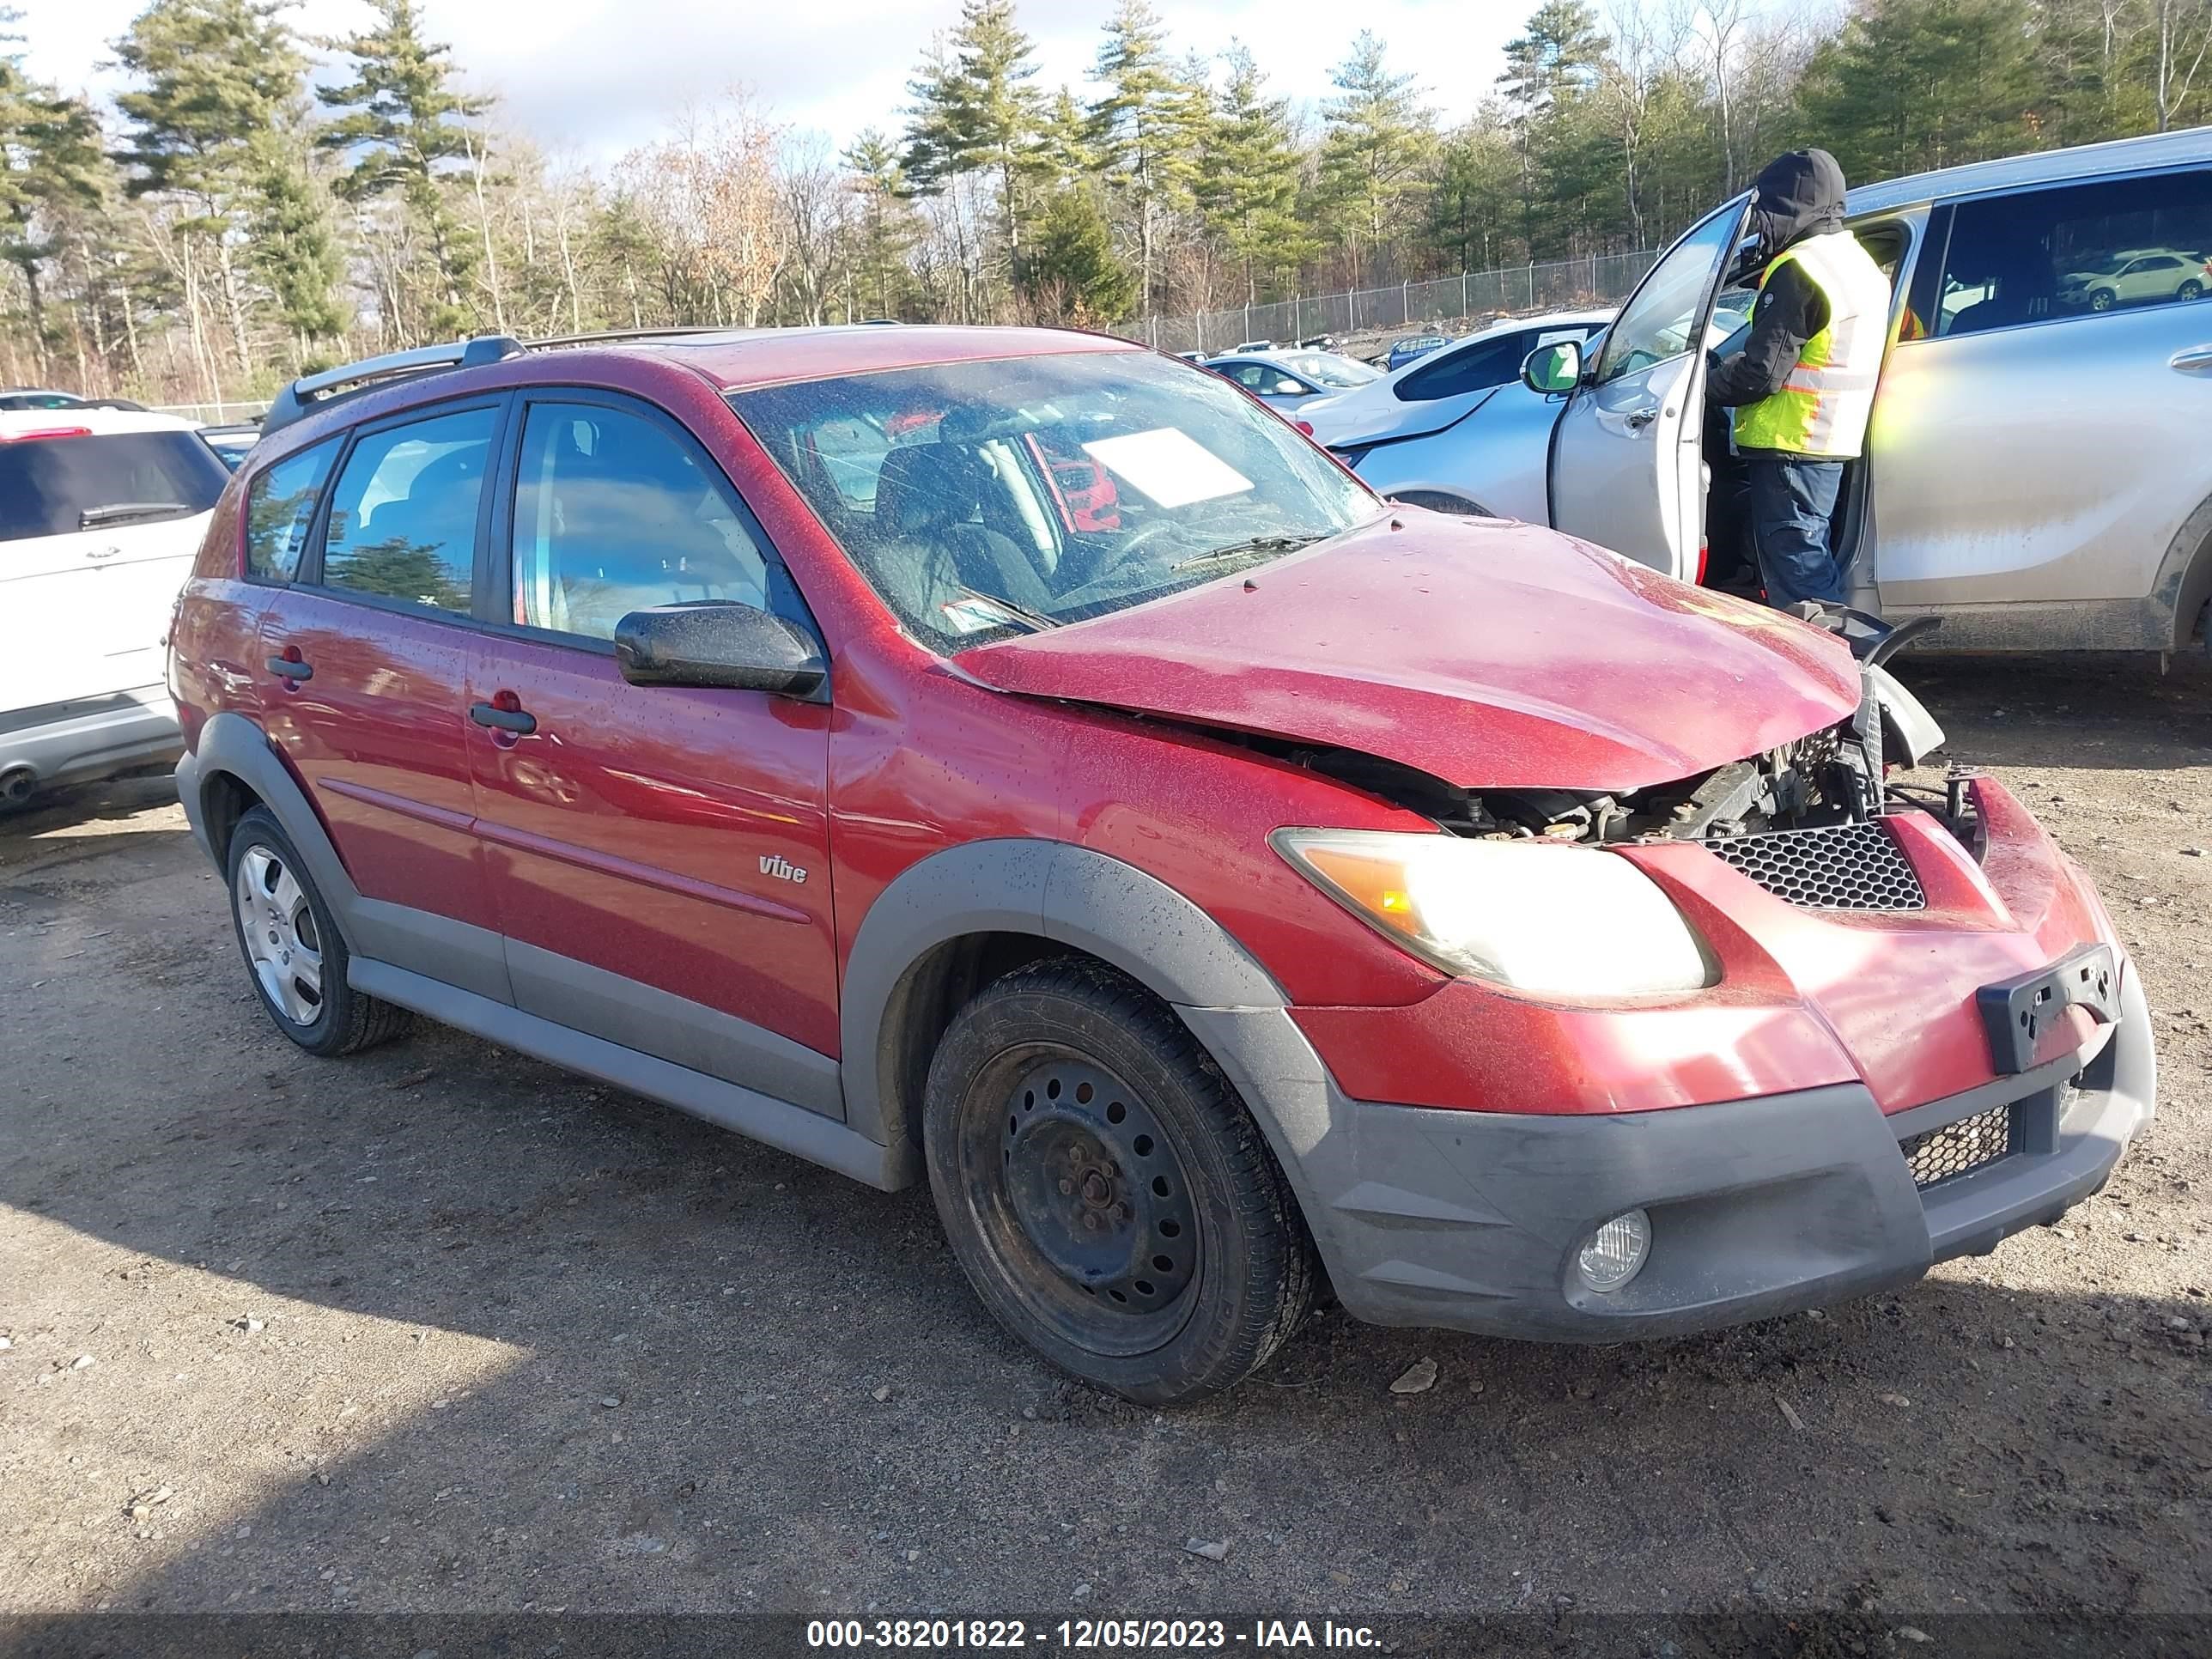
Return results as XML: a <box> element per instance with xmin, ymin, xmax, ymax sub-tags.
<box><xmin>0</xmin><ymin>429</ymin><xmax>228</xmax><ymax>543</ymax></box>
<box><xmin>245</xmin><ymin>439</ymin><xmax>340</xmax><ymax>581</ymax></box>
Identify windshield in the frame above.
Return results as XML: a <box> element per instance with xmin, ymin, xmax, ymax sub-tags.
<box><xmin>731</xmin><ymin>349</ymin><xmax>1380</xmax><ymax>650</ymax></box>
<box><xmin>1281</xmin><ymin>351</ymin><xmax>1378</xmax><ymax>388</ymax></box>
<box><xmin>0</xmin><ymin>429</ymin><xmax>228</xmax><ymax>542</ymax></box>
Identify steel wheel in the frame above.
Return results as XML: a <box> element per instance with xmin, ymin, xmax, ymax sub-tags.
<box><xmin>923</xmin><ymin>957</ymin><xmax>1316</xmax><ymax>1403</ymax></box>
<box><xmin>235</xmin><ymin>842</ymin><xmax>325</xmax><ymax>1028</ymax></box>
<box><xmin>982</xmin><ymin>1049</ymin><xmax>1203</xmax><ymax>1355</ymax></box>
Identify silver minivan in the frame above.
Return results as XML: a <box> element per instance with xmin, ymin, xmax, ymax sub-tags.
<box><xmin>1501</xmin><ymin>128</ymin><xmax>2212</xmax><ymax>655</ymax></box>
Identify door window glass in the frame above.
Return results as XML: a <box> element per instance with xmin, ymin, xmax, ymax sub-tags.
<box><xmin>1593</xmin><ymin>202</ymin><xmax>1747</xmax><ymax>386</ymax></box>
<box><xmin>1937</xmin><ymin>168</ymin><xmax>2212</xmax><ymax>337</ymax></box>
<box><xmin>245</xmin><ymin>439</ymin><xmax>337</xmax><ymax>581</ymax></box>
<box><xmin>320</xmin><ymin>407</ymin><xmax>494</xmax><ymax>613</ymax></box>
<box><xmin>513</xmin><ymin>401</ymin><xmax>771</xmax><ymax>641</ymax></box>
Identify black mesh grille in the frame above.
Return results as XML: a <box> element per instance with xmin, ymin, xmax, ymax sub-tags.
<box><xmin>1900</xmin><ymin>1103</ymin><xmax>2015</xmax><ymax>1188</ymax></box>
<box><xmin>1709</xmin><ymin>821</ymin><xmax>1926</xmax><ymax>911</ymax></box>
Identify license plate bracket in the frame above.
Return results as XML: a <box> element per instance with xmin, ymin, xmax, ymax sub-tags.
<box><xmin>1976</xmin><ymin>944</ymin><xmax>2118</xmax><ymax>1075</ymax></box>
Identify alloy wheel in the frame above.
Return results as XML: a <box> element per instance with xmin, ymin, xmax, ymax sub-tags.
<box><xmin>235</xmin><ymin>843</ymin><xmax>325</xmax><ymax>1028</ymax></box>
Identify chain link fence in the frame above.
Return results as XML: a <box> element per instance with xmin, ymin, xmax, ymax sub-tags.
<box><xmin>1139</xmin><ymin>249</ymin><xmax>1659</xmax><ymax>356</ymax></box>
<box><xmin>151</xmin><ymin>400</ymin><xmax>269</xmax><ymax>424</ymax></box>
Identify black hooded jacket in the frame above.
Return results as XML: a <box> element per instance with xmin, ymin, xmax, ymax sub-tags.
<box><xmin>1707</xmin><ymin>149</ymin><xmax>1852</xmax><ymax>410</ymax></box>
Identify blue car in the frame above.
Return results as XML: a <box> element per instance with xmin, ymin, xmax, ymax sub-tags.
<box><xmin>1385</xmin><ymin>333</ymin><xmax>1453</xmax><ymax>371</ymax></box>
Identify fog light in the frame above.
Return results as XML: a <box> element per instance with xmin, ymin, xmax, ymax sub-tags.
<box><xmin>1577</xmin><ymin>1209</ymin><xmax>1651</xmax><ymax>1293</ymax></box>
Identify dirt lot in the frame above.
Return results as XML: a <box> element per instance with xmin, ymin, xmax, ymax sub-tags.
<box><xmin>2</xmin><ymin>655</ymin><xmax>2209</xmax><ymax>1648</ymax></box>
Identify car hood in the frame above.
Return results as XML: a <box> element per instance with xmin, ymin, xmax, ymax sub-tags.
<box><xmin>956</xmin><ymin>513</ymin><xmax>1861</xmax><ymax>793</ymax></box>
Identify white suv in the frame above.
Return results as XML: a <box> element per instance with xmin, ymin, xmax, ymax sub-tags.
<box><xmin>0</xmin><ymin>408</ymin><xmax>229</xmax><ymax>808</ymax></box>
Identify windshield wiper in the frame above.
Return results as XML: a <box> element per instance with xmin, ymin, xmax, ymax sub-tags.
<box><xmin>948</xmin><ymin>586</ymin><xmax>1059</xmax><ymax>633</ymax></box>
<box><xmin>1172</xmin><ymin>531</ymin><xmax>1328</xmax><ymax>571</ymax></box>
<box><xmin>79</xmin><ymin>501</ymin><xmax>191</xmax><ymax>529</ymax></box>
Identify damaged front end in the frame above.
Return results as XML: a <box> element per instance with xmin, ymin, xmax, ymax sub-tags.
<box><xmin>1285</xmin><ymin>613</ymin><xmax>1972</xmax><ymax>861</ymax></box>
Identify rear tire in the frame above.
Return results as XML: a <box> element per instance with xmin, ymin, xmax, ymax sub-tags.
<box><xmin>227</xmin><ymin>806</ymin><xmax>408</xmax><ymax>1058</ymax></box>
<box><xmin>922</xmin><ymin>957</ymin><xmax>1316</xmax><ymax>1405</ymax></box>
<box><xmin>2181</xmin><ymin>279</ymin><xmax>2204</xmax><ymax>301</ymax></box>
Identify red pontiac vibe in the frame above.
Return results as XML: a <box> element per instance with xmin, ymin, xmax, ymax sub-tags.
<box><xmin>167</xmin><ymin>325</ymin><xmax>2155</xmax><ymax>1403</ymax></box>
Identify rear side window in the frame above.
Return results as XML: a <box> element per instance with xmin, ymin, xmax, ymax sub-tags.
<box><xmin>1936</xmin><ymin>168</ymin><xmax>2212</xmax><ymax>337</ymax></box>
<box><xmin>319</xmin><ymin>406</ymin><xmax>495</xmax><ymax>614</ymax></box>
<box><xmin>511</xmin><ymin>401</ymin><xmax>771</xmax><ymax>641</ymax></box>
<box><xmin>0</xmin><ymin>429</ymin><xmax>228</xmax><ymax>543</ymax></box>
<box><xmin>245</xmin><ymin>440</ymin><xmax>338</xmax><ymax>581</ymax></box>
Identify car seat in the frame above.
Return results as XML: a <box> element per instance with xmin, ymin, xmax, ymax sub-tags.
<box><xmin>869</xmin><ymin>441</ymin><xmax>1057</xmax><ymax>624</ymax></box>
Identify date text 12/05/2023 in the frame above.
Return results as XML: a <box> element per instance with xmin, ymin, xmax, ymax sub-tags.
<box><xmin>805</xmin><ymin>1618</ymin><xmax>1382</xmax><ymax>1650</ymax></box>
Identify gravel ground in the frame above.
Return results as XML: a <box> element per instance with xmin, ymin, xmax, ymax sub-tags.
<box><xmin>1</xmin><ymin>655</ymin><xmax>2208</xmax><ymax>1644</ymax></box>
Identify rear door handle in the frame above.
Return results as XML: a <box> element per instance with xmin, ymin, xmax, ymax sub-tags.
<box><xmin>470</xmin><ymin>700</ymin><xmax>537</xmax><ymax>736</ymax></box>
<box><xmin>2169</xmin><ymin>344</ymin><xmax>2212</xmax><ymax>375</ymax></box>
<box><xmin>265</xmin><ymin>655</ymin><xmax>313</xmax><ymax>682</ymax></box>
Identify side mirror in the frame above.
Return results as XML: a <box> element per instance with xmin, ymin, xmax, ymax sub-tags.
<box><xmin>615</xmin><ymin>601</ymin><xmax>829</xmax><ymax>700</ymax></box>
<box><xmin>1522</xmin><ymin>339</ymin><xmax>1583</xmax><ymax>396</ymax></box>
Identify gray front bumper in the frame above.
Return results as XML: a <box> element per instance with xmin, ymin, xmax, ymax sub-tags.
<box><xmin>1182</xmin><ymin>969</ymin><xmax>2154</xmax><ymax>1342</ymax></box>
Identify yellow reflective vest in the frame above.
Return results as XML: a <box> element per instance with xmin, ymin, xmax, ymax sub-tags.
<box><xmin>1734</xmin><ymin>233</ymin><xmax>1893</xmax><ymax>459</ymax></box>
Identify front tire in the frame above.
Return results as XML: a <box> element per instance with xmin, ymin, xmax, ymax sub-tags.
<box><xmin>2089</xmin><ymin>288</ymin><xmax>2117</xmax><ymax>312</ymax></box>
<box><xmin>922</xmin><ymin>957</ymin><xmax>1316</xmax><ymax>1405</ymax></box>
<box><xmin>227</xmin><ymin>806</ymin><xmax>407</xmax><ymax>1057</ymax></box>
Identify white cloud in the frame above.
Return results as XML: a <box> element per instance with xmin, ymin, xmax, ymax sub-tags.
<box><xmin>17</xmin><ymin>0</ymin><xmax>1524</xmax><ymax>162</ymax></box>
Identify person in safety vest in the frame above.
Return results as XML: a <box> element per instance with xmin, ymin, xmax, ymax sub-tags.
<box><xmin>1706</xmin><ymin>149</ymin><xmax>1891</xmax><ymax>608</ymax></box>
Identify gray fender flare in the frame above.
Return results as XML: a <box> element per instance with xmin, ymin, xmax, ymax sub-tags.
<box><xmin>2154</xmin><ymin>486</ymin><xmax>2212</xmax><ymax>652</ymax></box>
<box><xmin>178</xmin><ymin>710</ymin><xmax>513</xmax><ymax>1002</ymax></box>
<box><xmin>838</xmin><ymin>839</ymin><xmax>1288</xmax><ymax>1152</ymax></box>
<box><xmin>179</xmin><ymin>710</ymin><xmax>362</xmax><ymax>918</ymax></box>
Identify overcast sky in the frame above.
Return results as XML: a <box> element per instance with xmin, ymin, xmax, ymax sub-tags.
<box><xmin>16</xmin><ymin>0</ymin><xmax>1530</xmax><ymax>163</ymax></box>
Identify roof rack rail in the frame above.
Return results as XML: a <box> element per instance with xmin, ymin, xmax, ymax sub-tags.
<box><xmin>262</xmin><ymin>335</ymin><xmax>526</xmax><ymax>438</ymax></box>
<box><xmin>526</xmin><ymin>325</ymin><xmax>734</xmax><ymax>349</ymax></box>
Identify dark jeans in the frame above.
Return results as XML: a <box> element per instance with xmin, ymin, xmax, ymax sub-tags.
<box><xmin>1745</xmin><ymin>453</ymin><xmax>1847</xmax><ymax>606</ymax></box>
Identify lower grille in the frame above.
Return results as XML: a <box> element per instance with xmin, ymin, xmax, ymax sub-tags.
<box><xmin>1709</xmin><ymin>820</ymin><xmax>1926</xmax><ymax>912</ymax></box>
<box><xmin>1900</xmin><ymin>1103</ymin><xmax>2015</xmax><ymax>1188</ymax></box>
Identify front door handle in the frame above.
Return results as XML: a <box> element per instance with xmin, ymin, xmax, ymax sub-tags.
<box><xmin>470</xmin><ymin>699</ymin><xmax>537</xmax><ymax>736</ymax></box>
<box><xmin>2169</xmin><ymin>344</ymin><xmax>2212</xmax><ymax>376</ymax></box>
<box><xmin>265</xmin><ymin>654</ymin><xmax>313</xmax><ymax>682</ymax></box>
<box><xmin>1624</xmin><ymin>406</ymin><xmax>1658</xmax><ymax>430</ymax></box>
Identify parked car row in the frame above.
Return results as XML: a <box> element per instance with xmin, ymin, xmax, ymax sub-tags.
<box><xmin>157</xmin><ymin>300</ymin><xmax>2153</xmax><ymax>1404</ymax></box>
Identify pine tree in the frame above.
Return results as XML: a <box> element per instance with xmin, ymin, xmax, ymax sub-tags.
<box><xmin>112</xmin><ymin>0</ymin><xmax>343</xmax><ymax>370</ymax></box>
<box><xmin>1316</xmin><ymin>31</ymin><xmax>1432</xmax><ymax>286</ymax></box>
<box><xmin>1799</xmin><ymin>0</ymin><xmax>2043</xmax><ymax>180</ymax></box>
<box><xmin>843</xmin><ymin>130</ymin><xmax>915</xmax><ymax>320</ymax></box>
<box><xmin>1497</xmin><ymin>0</ymin><xmax>1610</xmax><ymax>258</ymax></box>
<box><xmin>901</xmin><ymin>0</ymin><xmax>1043</xmax><ymax>307</ymax></box>
<box><xmin>1200</xmin><ymin>44</ymin><xmax>1313</xmax><ymax>303</ymax></box>
<box><xmin>318</xmin><ymin>0</ymin><xmax>489</xmax><ymax>337</ymax></box>
<box><xmin>0</xmin><ymin>14</ymin><xmax>106</xmax><ymax>371</ymax></box>
<box><xmin>1087</xmin><ymin>0</ymin><xmax>1206</xmax><ymax>315</ymax></box>
<box><xmin>1024</xmin><ymin>184</ymin><xmax>1134</xmax><ymax>325</ymax></box>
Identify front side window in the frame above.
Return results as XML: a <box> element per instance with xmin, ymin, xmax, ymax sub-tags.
<box><xmin>1595</xmin><ymin>200</ymin><xmax>1748</xmax><ymax>386</ymax></box>
<box><xmin>0</xmin><ymin>428</ymin><xmax>228</xmax><ymax>543</ymax></box>
<box><xmin>245</xmin><ymin>439</ymin><xmax>338</xmax><ymax>581</ymax></box>
<box><xmin>319</xmin><ymin>406</ymin><xmax>495</xmax><ymax>614</ymax></box>
<box><xmin>732</xmin><ymin>349</ymin><xmax>1378</xmax><ymax>652</ymax></box>
<box><xmin>1938</xmin><ymin>168</ymin><xmax>2212</xmax><ymax>337</ymax></box>
<box><xmin>512</xmin><ymin>401</ymin><xmax>771</xmax><ymax>641</ymax></box>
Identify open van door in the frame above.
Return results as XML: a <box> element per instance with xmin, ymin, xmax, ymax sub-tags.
<box><xmin>1547</xmin><ymin>198</ymin><xmax>1751</xmax><ymax>580</ymax></box>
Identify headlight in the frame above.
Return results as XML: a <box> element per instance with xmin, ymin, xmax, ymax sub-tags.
<box><xmin>1270</xmin><ymin>828</ymin><xmax>1715</xmax><ymax>997</ymax></box>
